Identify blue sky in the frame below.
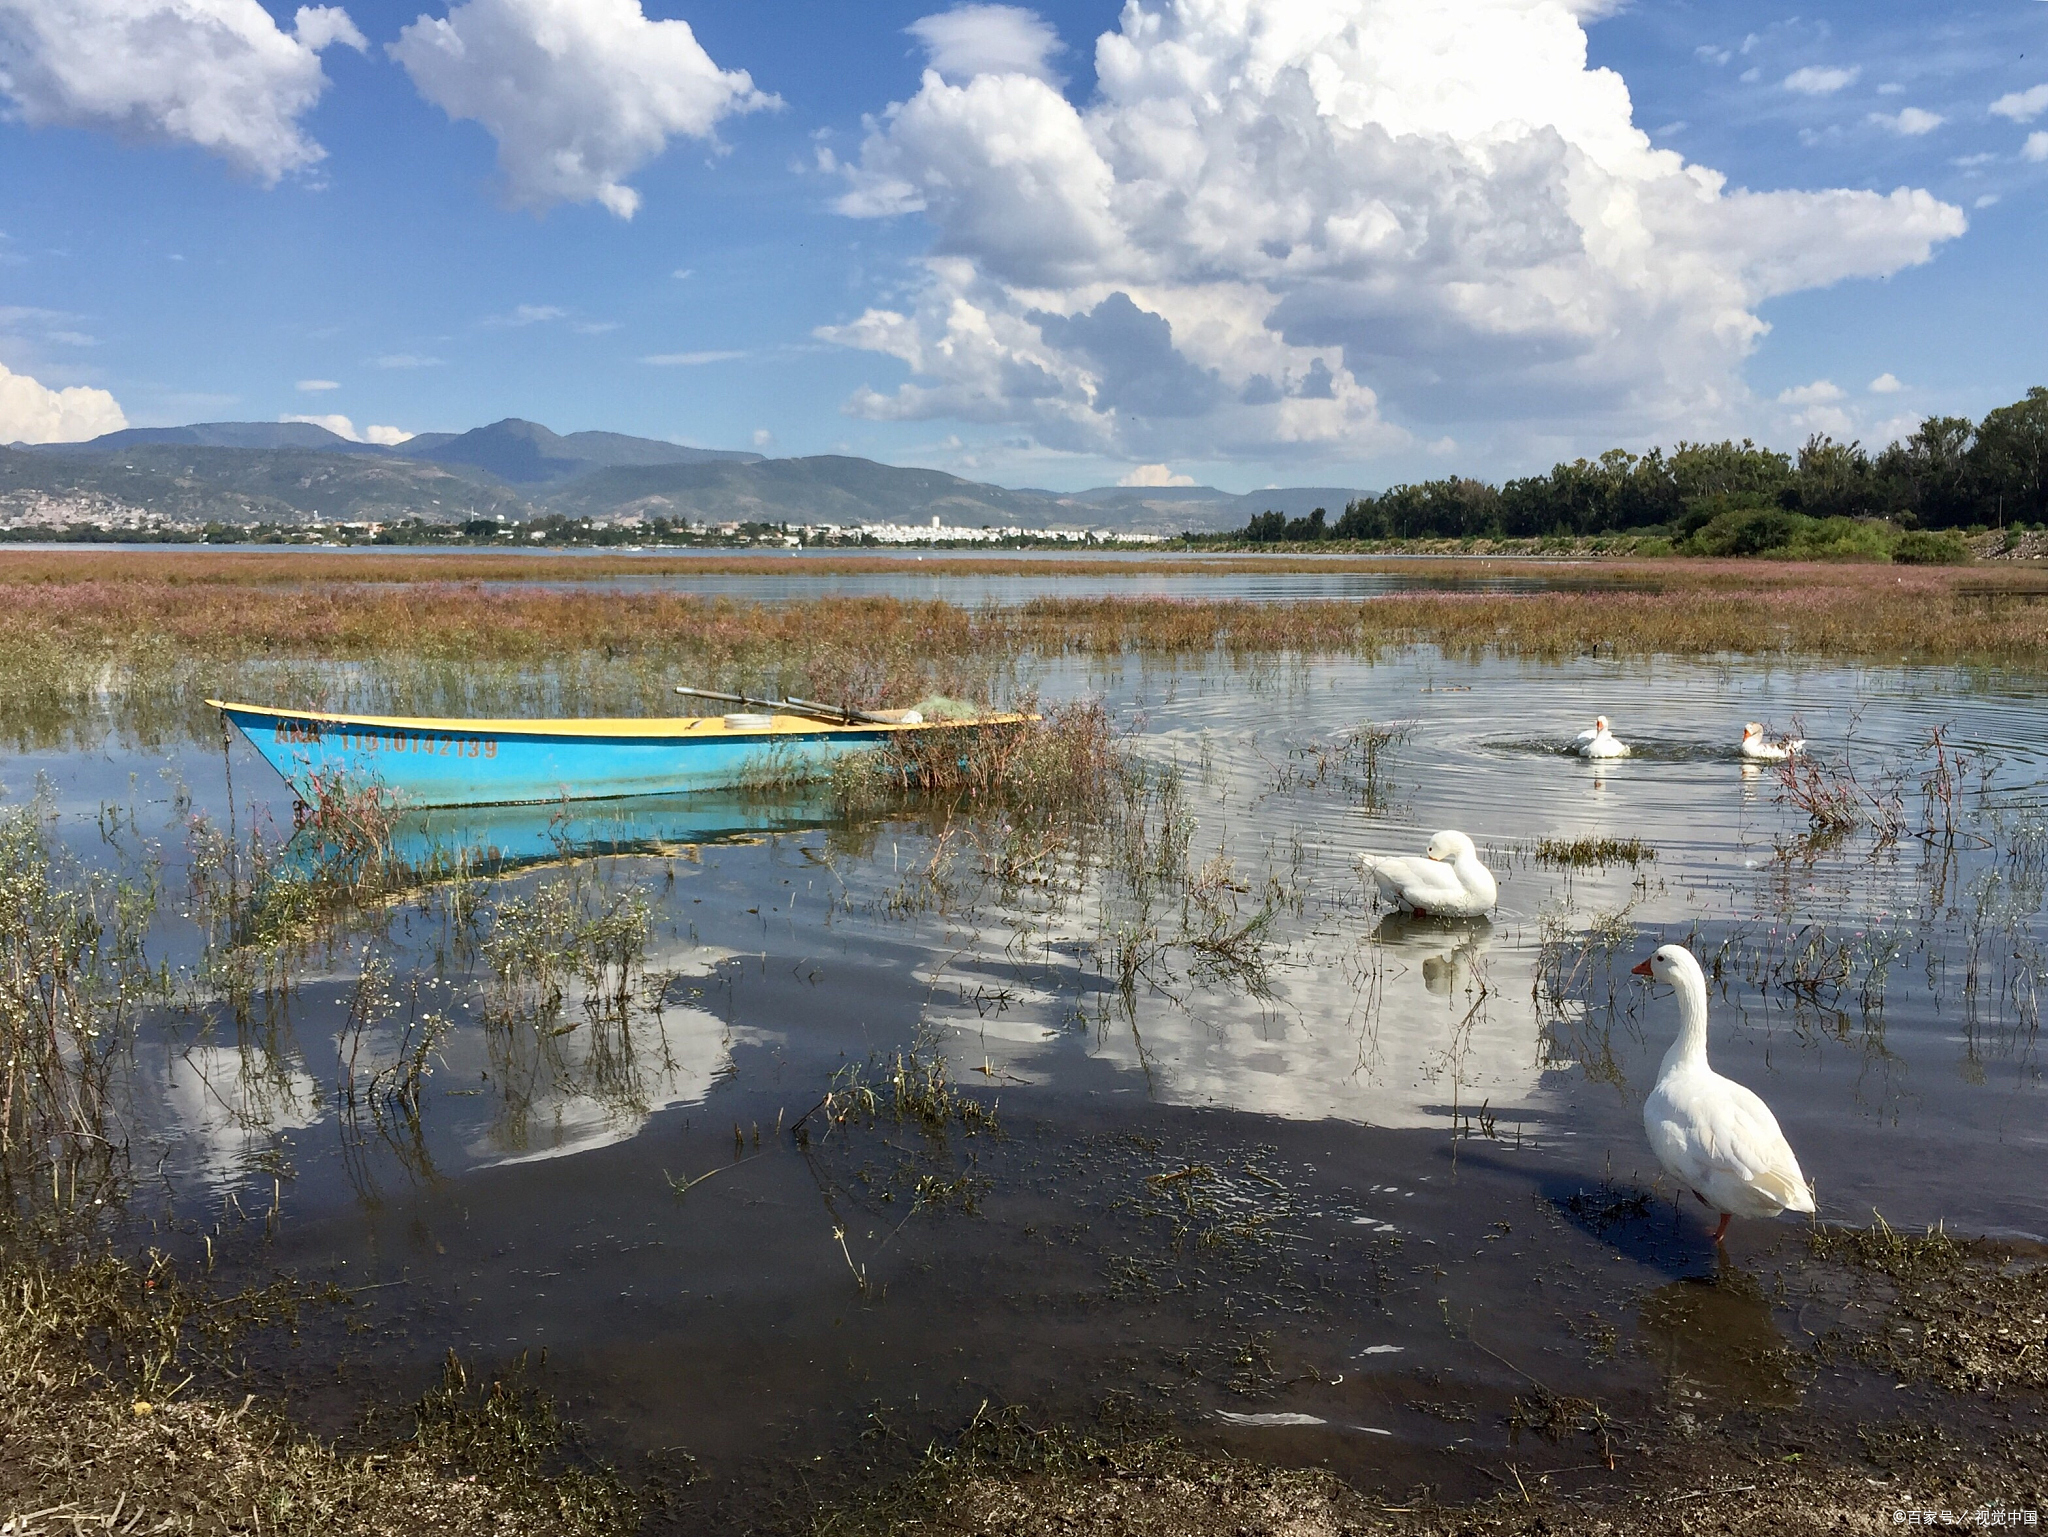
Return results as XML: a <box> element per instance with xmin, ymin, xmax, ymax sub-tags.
<box><xmin>1</xmin><ymin>0</ymin><xmax>2043</xmax><ymax>492</ymax></box>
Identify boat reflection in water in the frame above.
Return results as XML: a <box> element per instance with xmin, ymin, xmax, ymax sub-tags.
<box><xmin>284</xmin><ymin>787</ymin><xmax>842</xmax><ymax>880</ymax></box>
<box><xmin>257</xmin><ymin>790</ymin><xmax>846</xmax><ymax>1181</ymax></box>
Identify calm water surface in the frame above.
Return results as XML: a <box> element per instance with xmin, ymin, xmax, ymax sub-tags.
<box><xmin>8</xmin><ymin>647</ymin><xmax>2043</xmax><ymax>1523</ymax></box>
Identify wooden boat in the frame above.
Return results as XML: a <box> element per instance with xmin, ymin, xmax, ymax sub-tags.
<box><xmin>210</xmin><ymin>697</ymin><xmax>1020</xmax><ymax>809</ymax></box>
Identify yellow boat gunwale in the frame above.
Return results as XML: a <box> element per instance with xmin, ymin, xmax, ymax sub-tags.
<box><xmin>204</xmin><ymin>699</ymin><xmax>1030</xmax><ymax>739</ymax></box>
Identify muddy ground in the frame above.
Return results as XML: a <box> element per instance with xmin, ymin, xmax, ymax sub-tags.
<box><xmin>4</xmin><ymin>1218</ymin><xmax>2042</xmax><ymax>1535</ymax></box>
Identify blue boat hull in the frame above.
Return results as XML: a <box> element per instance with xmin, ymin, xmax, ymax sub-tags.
<box><xmin>210</xmin><ymin>700</ymin><xmax>983</xmax><ymax>808</ymax></box>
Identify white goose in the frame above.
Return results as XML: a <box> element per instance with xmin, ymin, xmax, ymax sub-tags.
<box><xmin>1574</xmin><ymin>715</ymin><xmax>1629</xmax><ymax>759</ymax></box>
<box><xmin>1633</xmin><ymin>945</ymin><xmax>1815</xmax><ymax>1243</ymax></box>
<box><xmin>1740</xmin><ymin>723</ymin><xmax>1805</xmax><ymax>762</ymax></box>
<box><xmin>1357</xmin><ymin>830</ymin><xmax>1497</xmax><ymax>918</ymax></box>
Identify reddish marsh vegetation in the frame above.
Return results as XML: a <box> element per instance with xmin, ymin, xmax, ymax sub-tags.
<box><xmin>4</xmin><ymin>555</ymin><xmax>2044</xmax><ymax>664</ymax></box>
<box><xmin>7</xmin><ymin>547</ymin><xmax>2028</xmax><ymax>590</ymax></box>
<box><xmin>2</xmin><ymin>558</ymin><xmax>2045</xmax><ymax>747</ymax></box>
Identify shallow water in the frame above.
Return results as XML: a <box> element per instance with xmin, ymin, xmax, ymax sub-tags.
<box><xmin>7</xmin><ymin>645</ymin><xmax>2044</xmax><ymax>1522</ymax></box>
<box><xmin>452</xmin><ymin>565</ymin><xmax>1583</xmax><ymax>605</ymax></box>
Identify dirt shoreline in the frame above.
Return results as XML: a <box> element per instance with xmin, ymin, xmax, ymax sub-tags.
<box><xmin>5</xmin><ymin>1221</ymin><xmax>2041</xmax><ymax>1535</ymax></box>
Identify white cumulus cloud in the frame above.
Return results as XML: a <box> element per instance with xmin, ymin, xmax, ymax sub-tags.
<box><xmin>819</xmin><ymin>0</ymin><xmax>1965</xmax><ymax>462</ymax></box>
<box><xmin>1777</xmin><ymin>380</ymin><xmax>1844</xmax><ymax>406</ymax></box>
<box><xmin>2027</xmin><ymin>132</ymin><xmax>2048</xmax><ymax>163</ymax></box>
<box><xmin>1774</xmin><ymin>385</ymin><xmax>1852</xmax><ymax>439</ymax></box>
<box><xmin>295</xmin><ymin>378</ymin><xmax>339</xmax><ymax>391</ymax></box>
<box><xmin>0</xmin><ymin>0</ymin><xmax>364</xmax><ymax>183</ymax></box>
<box><xmin>1868</xmin><ymin>372</ymin><xmax>1904</xmax><ymax>394</ymax></box>
<box><xmin>282</xmin><ymin>413</ymin><xmax>412</xmax><ymax>444</ymax></box>
<box><xmin>1989</xmin><ymin>84</ymin><xmax>2048</xmax><ymax>123</ymax></box>
<box><xmin>0</xmin><ymin>360</ymin><xmax>126</xmax><ymax>443</ymax></box>
<box><xmin>907</xmin><ymin>5</ymin><xmax>1064</xmax><ymax>85</ymax></box>
<box><xmin>1117</xmin><ymin>463</ymin><xmax>1195</xmax><ymax>487</ymax></box>
<box><xmin>1784</xmin><ymin>65</ymin><xmax>1860</xmax><ymax>96</ymax></box>
<box><xmin>392</xmin><ymin>0</ymin><xmax>777</xmax><ymax>218</ymax></box>
<box><xmin>1869</xmin><ymin>107</ymin><xmax>1943</xmax><ymax>136</ymax></box>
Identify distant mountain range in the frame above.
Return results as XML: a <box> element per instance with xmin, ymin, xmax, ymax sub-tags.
<box><xmin>2</xmin><ymin>417</ymin><xmax>1369</xmax><ymax>534</ymax></box>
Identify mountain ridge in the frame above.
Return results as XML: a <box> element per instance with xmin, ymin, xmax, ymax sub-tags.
<box><xmin>7</xmin><ymin>417</ymin><xmax>1369</xmax><ymax>534</ymax></box>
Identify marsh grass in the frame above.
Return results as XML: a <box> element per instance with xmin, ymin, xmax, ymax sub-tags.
<box><xmin>1534</xmin><ymin>836</ymin><xmax>1655</xmax><ymax>868</ymax></box>
<box><xmin>834</xmin><ymin>697</ymin><xmax>1123</xmax><ymax>814</ymax></box>
<box><xmin>184</xmin><ymin>774</ymin><xmax>415</xmax><ymax>1026</ymax></box>
<box><xmin>1772</xmin><ymin>723</ymin><xmax>2000</xmax><ymax>857</ymax></box>
<box><xmin>826</xmin><ymin>700</ymin><xmax>1281</xmax><ymax>1012</ymax></box>
<box><xmin>0</xmin><ymin>1244</ymin><xmax>633</xmax><ymax>1535</ymax></box>
<box><xmin>0</xmin><ymin>548</ymin><xmax>1897</xmax><ymax>588</ymax></box>
<box><xmin>0</xmin><ymin>807</ymin><xmax>163</xmax><ymax>1217</ymax></box>
<box><xmin>805</xmin><ymin>1028</ymin><xmax>998</xmax><ymax>1147</ymax></box>
<box><xmin>482</xmin><ymin>873</ymin><xmax>652</xmax><ymax>1030</ymax></box>
<box><xmin>841</xmin><ymin>709</ymin><xmax>1297</xmax><ymax>1027</ymax></box>
<box><xmin>6</xmin><ymin>559</ymin><xmax>2048</xmax><ymax>747</ymax></box>
<box><xmin>466</xmin><ymin>867</ymin><xmax>668</xmax><ymax>1159</ymax></box>
<box><xmin>1272</xmin><ymin>719</ymin><xmax>1410</xmax><ymax>812</ymax></box>
<box><xmin>1805</xmin><ymin>1216</ymin><xmax>2048</xmax><ymax>1394</ymax></box>
<box><xmin>1122</xmin><ymin>1158</ymin><xmax>1298</xmax><ymax>1266</ymax></box>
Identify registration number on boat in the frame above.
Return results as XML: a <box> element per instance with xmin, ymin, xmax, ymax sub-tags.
<box><xmin>273</xmin><ymin>719</ymin><xmax>498</xmax><ymax>758</ymax></box>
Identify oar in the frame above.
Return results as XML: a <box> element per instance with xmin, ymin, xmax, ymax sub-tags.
<box><xmin>673</xmin><ymin>686</ymin><xmax>897</xmax><ymax>726</ymax></box>
<box><xmin>786</xmin><ymin>694</ymin><xmax>900</xmax><ymax>726</ymax></box>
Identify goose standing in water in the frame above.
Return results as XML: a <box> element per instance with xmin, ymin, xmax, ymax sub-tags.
<box><xmin>1633</xmin><ymin>945</ymin><xmax>1815</xmax><ymax>1243</ymax></box>
<box><xmin>1575</xmin><ymin>715</ymin><xmax>1629</xmax><ymax>759</ymax></box>
<box><xmin>1740</xmin><ymin>723</ymin><xmax>1805</xmax><ymax>762</ymax></box>
<box><xmin>1357</xmin><ymin>830</ymin><xmax>1497</xmax><ymax>918</ymax></box>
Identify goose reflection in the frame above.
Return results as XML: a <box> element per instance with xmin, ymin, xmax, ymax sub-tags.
<box><xmin>1370</xmin><ymin>912</ymin><xmax>1493</xmax><ymax>1000</ymax></box>
<box><xmin>1637</xmin><ymin>1267</ymin><xmax>1802</xmax><ymax>1411</ymax></box>
<box><xmin>1739</xmin><ymin>760</ymin><xmax>1766</xmax><ymax>803</ymax></box>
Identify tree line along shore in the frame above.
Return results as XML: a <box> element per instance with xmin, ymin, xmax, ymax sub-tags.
<box><xmin>1214</xmin><ymin>385</ymin><xmax>2048</xmax><ymax>562</ymax></box>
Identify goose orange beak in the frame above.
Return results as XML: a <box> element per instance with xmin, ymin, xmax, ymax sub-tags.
<box><xmin>1630</xmin><ymin>958</ymin><xmax>1654</xmax><ymax>976</ymax></box>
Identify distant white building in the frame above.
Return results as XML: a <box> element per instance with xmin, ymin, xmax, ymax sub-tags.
<box><xmin>825</xmin><ymin>519</ymin><xmax>1164</xmax><ymax>546</ymax></box>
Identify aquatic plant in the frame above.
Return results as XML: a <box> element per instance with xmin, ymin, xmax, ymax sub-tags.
<box><xmin>1535</xmin><ymin>835</ymin><xmax>1656</xmax><ymax>868</ymax></box>
<box><xmin>0</xmin><ymin>807</ymin><xmax>160</xmax><ymax>1213</ymax></box>
<box><xmin>482</xmin><ymin>873</ymin><xmax>652</xmax><ymax>1029</ymax></box>
<box><xmin>803</xmin><ymin>1029</ymin><xmax>997</xmax><ymax>1147</ymax></box>
<box><xmin>1272</xmin><ymin>719</ymin><xmax>1411</xmax><ymax>812</ymax></box>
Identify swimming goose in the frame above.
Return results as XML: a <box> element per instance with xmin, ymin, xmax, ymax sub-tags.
<box><xmin>1740</xmin><ymin>723</ymin><xmax>1805</xmax><ymax>762</ymax></box>
<box><xmin>1633</xmin><ymin>944</ymin><xmax>1815</xmax><ymax>1243</ymax></box>
<box><xmin>1575</xmin><ymin>716</ymin><xmax>1629</xmax><ymax>759</ymax></box>
<box><xmin>1357</xmin><ymin>830</ymin><xmax>1497</xmax><ymax>918</ymax></box>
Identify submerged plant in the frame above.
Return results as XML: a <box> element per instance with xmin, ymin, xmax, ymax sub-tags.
<box><xmin>807</xmin><ymin>1028</ymin><xmax>998</xmax><ymax>1145</ymax></box>
<box><xmin>0</xmin><ymin>807</ymin><xmax>160</xmax><ymax>1212</ymax></box>
<box><xmin>1274</xmin><ymin>719</ymin><xmax>1411</xmax><ymax>812</ymax></box>
<box><xmin>482</xmin><ymin>872</ymin><xmax>652</xmax><ymax>1029</ymax></box>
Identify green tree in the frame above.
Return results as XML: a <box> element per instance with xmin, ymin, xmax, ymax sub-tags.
<box><xmin>1872</xmin><ymin>415</ymin><xmax>1972</xmax><ymax>528</ymax></box>
<box><xmin>1791</xmin><ymin>435</ymin><xmax>1876</xmax><ymax>519</ymax></box>
<box><xmin>1669</xmin><ymin>440</ymin><xmax>1793</xmax><ymax>505</ymax></box>
<box><xmin>1968</xmin><ymin>386</ymin><xmax>2048</xmax><ymax>522</ymax></box>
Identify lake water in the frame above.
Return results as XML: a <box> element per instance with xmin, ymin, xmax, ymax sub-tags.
<box><xmin>7</xmin><ymin>643</ymin><xmax>2043</xmax><ymax>1523</ymax></box>
<box><xmin>457</xmin><ymin>566</ymin><xmax>1583</xmax><ymax>605</ymax></box>
<box><xmin>12</xmin><ymin>540</ymin><xmax>1617</xmax><ymax>605</ymax></box>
